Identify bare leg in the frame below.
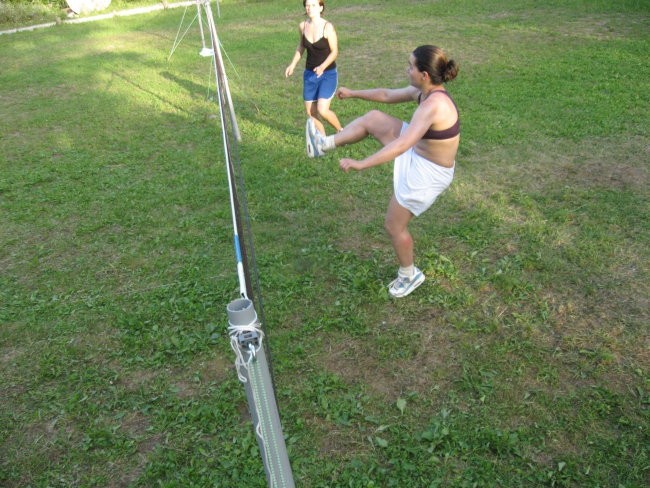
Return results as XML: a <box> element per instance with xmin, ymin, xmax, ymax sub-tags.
<box><xmin>333</xmin><ymin>110</ymin><xmax>403</xmax><ymax>148</ymax></box>
<box><xmin>305</xmin><ymin>101</ymin><xmax>327</xmax><ymax>135</ymax></box>
<box><xmin>316</xmin><ymin>98</ymin><xmax>342</xmax><ymax>132</ymax></box>
<box><xmin>384</xmin><ymin>195</ymin><xmax>415</xmax><ymax>267</ymax></box>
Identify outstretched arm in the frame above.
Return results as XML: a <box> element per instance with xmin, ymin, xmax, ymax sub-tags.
<box><xmin>337</xmin><ymin>85</ymin><xmax>418</xmax><ymax>104</ymax></box>
<box><xmin>340</xmin><ymin>103</ymin><xmax>434</xmax><ymax>172</ymax></box>
<box><xmin>340</xmin><ymin>130</ymin><xmax>416</xmax><ymax>172</ymax></box>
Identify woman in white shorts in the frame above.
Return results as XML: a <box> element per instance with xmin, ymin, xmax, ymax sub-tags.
<box><xmin>306</xmin><ymin>45</ymin><xmax>460</xmax><ymax>298</ymax></box>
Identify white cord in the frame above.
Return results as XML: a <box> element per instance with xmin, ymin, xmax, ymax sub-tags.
<box><xmin>227</xmin><ymin>316</ymin><xmax>263</xmax><ymax>383</ymax></box>
<box><xmin>228</xmin><ymin>317</ymin><xmax>273</xmax><ymax>479</ymax></box>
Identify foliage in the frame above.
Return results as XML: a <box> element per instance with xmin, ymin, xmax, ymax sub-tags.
<box><xmin>0</xmin><ymin>0</ymin><xmax>169</xmax><ymax>28</ymax></box>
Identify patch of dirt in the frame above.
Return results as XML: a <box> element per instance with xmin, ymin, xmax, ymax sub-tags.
<box><xmin>110</xmin><ymin>414</ymin><xmax>162</xmax><ymax>488</ymax></box>
<box><xmin>554</xmin><ymin>136</ymin><xmax>649</xmax><ymax>191</ymax></box>
<box><xmin>169</xmin><ymin>354</ymin><xmax>233</xmax><ymax>398</ymax></box>
<box><xmin>464</xmin><ymin>135</ymin><xmax>649</xmax><ymax>195</ymax></box>
<box><xmin>319</xmin><ymin>313</ymin><xmax>464</xmax><ymax>401</ymax></box>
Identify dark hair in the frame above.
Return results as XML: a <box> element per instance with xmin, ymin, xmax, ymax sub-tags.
<box><xmin>303</xmin><ymin>0</ymin><xmax>325</xmax><ymax>12</ymax></box>
<box><xmin>413</xmin><ymin>45</ymin><xmax>458</xmax><ymax>84</ymax></box>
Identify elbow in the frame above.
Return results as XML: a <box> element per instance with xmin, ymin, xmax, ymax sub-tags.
<box><xmin>379</xmin><ymin>90</ymin><xmax>392</xmax><ymax>103</ymax></box>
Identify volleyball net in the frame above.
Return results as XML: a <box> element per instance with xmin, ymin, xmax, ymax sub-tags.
<box><xmin>174</xmin><ymin>2</ymin><xmax>295</xmax><ymax>486</ymax></box>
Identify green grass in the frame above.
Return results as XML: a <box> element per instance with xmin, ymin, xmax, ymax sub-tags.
<box><xmin>1</xmin><ymin>0</ymin><xmax>649</xmax><ymax>486</ymax></box>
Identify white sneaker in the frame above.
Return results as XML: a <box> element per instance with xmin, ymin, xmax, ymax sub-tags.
<box><xmin>305</xmin><ymin>118</ymin><xmax>324</xmax><ymax>158</ymax></box>
<box><xmin>305</xmin><ymin>118</ymin><xmax>314</xmax><ymax>157</ymax></box>
<box><xmin>388</xmin><ymin>268</ymin><xmax>425</xmax><ymax>298</ymax></box>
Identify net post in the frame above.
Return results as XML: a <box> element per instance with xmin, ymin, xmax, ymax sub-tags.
<box><xmin>202</xmin><ymin>0</ymin><xmax>241</xmax><ymax>142</ymax></box>
<box><xmin>227</xmin><ymin>299</ymin><xmax>295</xmax><ymax>488</ymax></box>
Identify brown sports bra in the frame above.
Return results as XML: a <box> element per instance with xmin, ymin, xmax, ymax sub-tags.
<box><xmin>417</xmin><ymin>90</ymin><xmax>460</xmax><ymax>140</ymax></box>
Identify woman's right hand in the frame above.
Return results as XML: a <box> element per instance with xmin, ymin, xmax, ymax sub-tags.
<box><xmin>285</xmin><ymin>65</ymin><xmax>294</xmax><ymax>78</ymax></box>
<box><xmin>337</xmin><ymin>87</ymin><xmax>352</xmax><ymax>99</ymax></box>
<box><xmin>340</xmin><ymin>158</ymin><xmax>363</xmax><ymax>172</ymax></box>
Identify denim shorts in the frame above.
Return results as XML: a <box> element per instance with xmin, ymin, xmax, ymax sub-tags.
<box><xmin>303</xmin><ymin>68</ymin><xmax>338</xmax><ymax>102</ymax></box>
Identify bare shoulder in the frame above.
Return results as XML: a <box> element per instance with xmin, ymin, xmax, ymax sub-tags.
<box><xmin>323</xmin><ymin>19</ymin><xmax>336</xmax><ymax>34</ymax></box>
<box><xmin>425</xmin><ymin>91</ymin><xmax>458</xmax><ymax>125</ymax></box>
<box><xmin>430</xmin><ymin>90</ymin><xmax>455</xmax><ymax>104</ymax></box>
<box><xmin>428</xmin><ymin>91</ymin><xmax>456</xmax><ymax>111</ymax></box>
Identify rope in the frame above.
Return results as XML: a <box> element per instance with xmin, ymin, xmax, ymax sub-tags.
<box><xmin>227</xmin><ymin>316</ymin><xmax>288</xmax><ymax>487</ymax></box>
<box><xmin>227</xmin><ymin>313</ymin><xmax>263</xmax><ymax>383</ymax></box>
<box><xmin>168</xmin><ymin>6</ymin><xmax>199</xmax><ymax>61</ymax></box>
<box><xmin>249</xmin><ymin>355</ymin><xmax>288</xmax><ymax>488</ymax></box>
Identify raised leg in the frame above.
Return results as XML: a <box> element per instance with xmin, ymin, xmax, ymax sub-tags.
<box><xmin>333</xmin><ymin>110</ymin><xmax>403</xmax><ymax>148</ymax></box>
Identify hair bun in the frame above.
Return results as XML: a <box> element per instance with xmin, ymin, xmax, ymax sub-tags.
<box><xmin>443</xmin><ymin>59</ymin><xmax>459</xmax><ymax>82</ymax></box>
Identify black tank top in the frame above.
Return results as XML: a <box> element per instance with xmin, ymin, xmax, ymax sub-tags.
<box><xmin>303</xmin><ymin>23</ymin><xmax>336</xmax><ymax>71</ymax></box>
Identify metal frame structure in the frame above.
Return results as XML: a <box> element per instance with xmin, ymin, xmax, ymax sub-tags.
<box><xmin>175</xmin><ymin>2</ymin><xmax>295</xmax><ymax>486</ymax></box>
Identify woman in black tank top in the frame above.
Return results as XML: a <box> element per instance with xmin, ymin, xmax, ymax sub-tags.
<box><xmin>285</xmin><ymin>0</ymin><xmax>342</xmax><ymax>136</ymax></box>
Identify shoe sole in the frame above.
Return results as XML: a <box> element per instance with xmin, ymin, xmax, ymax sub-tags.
<box><xmin>305</xmin><ymin>119</ymin><xmax>314</xmax><ymax>157</ymax></box>
<box><xmin>306</xmin><ymin>118</ymin><xmax>324</xmax><ymax>157</ymax></box>
<box><xmin>389</xmin><ymin>272</ymin><xmax>425</xmax><ymax>298</ymax></box>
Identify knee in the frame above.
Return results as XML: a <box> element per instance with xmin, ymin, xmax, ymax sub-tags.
<box><xmin>316</xmin><ymin>105</ymin><xmax>332</xmax><ymax>118</ymax></box>
<box><xmin>385</xmin><ymin>219</ymin><xmax>412</xmax><ymax>243</ymax></box>
<box><xmin>361</xmin><ymin>110</ymin><xmax>386</xmax><ymax>132</ymax></box>
<box><xmin>365</xmin><ymin>109</ymin><xmax>383</xmax><ymax>122</ymax></box>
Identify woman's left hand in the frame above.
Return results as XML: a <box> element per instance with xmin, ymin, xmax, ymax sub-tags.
<box><xmin>340</xmin><ymin>158</ymin><xmax>363</xmax><ymax>172</ymax></box>
<box><xmin>313</xmin><ymin>65</ymin><xmax>325</xmax><ymax>78</ymax></box>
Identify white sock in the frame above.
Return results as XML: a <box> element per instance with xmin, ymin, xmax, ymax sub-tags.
<box><xmin>398</xmin><ymin>265</ymin><xmax>415</xmax><ymax>278</ymax></box>
<box><xmin>322</xmin><ymin>135</ymin><xmax>336</xmax><ymax>152</ymax></box>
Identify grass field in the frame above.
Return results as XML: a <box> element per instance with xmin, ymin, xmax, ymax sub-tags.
<box><xmin>1</xmin><ymin>0</ymin><xmax>648</xmax><ymax>486</ymax></box>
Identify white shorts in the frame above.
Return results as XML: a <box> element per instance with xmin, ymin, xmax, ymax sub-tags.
<box><xmin>393</xmin><ymin>123</ymin><xmax>455</xmax><ymax>216</ymax></box>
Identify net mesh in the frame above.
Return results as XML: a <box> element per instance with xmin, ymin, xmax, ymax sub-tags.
<box><xmin>211</xmin><ymin>28</ymin><xmax>273</xmax><ymax>368</ymax></box>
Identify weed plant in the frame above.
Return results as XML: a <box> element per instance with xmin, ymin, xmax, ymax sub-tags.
<box><xmin>1</xmin><ymin>0</ymin><xmax>648</xmax><ymax>487</ymax></box>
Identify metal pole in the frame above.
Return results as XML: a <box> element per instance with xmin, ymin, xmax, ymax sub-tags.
<box><xmin>227</xmin><ymin>299</ymin><xmax>295</xmax><ymax>488</ymax></box>
<box><xmin>196</xmin><ymin>0</ymin><xmax>213</xmax><ymax>56</ymax></box>
<box><xmin>205</xmin><ymin>3</ymin><xmax>293</xmax><ymax>485</ymax></box>
<box><xmin>202</xmin><ymin>0</ymin><xmax>241</xmax><ymax>142</ymax></box>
